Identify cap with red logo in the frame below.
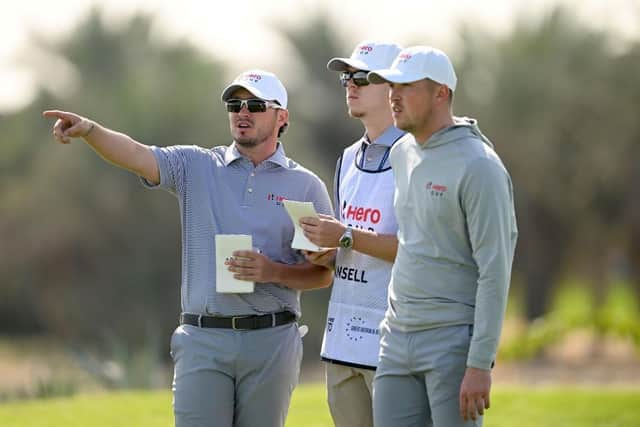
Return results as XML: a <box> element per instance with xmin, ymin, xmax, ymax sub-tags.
<box><xmin>221</xmin><ymin>69</ymin><xmax>288</xmax><ymax>108</ymax></box>
<box><xmin>327</xmin><ymin>41</ymin><xmax>403</xmax><ymax>72</ymax></box>
<box><xmin>368</xmin><ymin>46</ymin><xmax>457</xmax><ymax>91</ymax></box>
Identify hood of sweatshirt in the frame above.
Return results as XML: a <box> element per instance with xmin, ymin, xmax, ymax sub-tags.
<box><xmin>423</xmin><ymin>116</ymin><xmax>494</xmax><ymax>150</ymax></box>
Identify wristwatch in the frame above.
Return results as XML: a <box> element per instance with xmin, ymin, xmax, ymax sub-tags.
<box><xmin>339</xmin><ymin>227</ymin><xmax>354</xmax><ymax>249</ymax></box>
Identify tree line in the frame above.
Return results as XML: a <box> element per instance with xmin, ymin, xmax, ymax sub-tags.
<box><xmin>1</xmin><ymin>7</ymin><xmax>638</xmax><ymax>361</ymax></box>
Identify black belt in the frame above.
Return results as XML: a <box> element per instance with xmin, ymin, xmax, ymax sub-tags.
<box><xmin>180</xmin><ymin>311</ymin><xmax>296</xmax><ymax>330</ymax></box>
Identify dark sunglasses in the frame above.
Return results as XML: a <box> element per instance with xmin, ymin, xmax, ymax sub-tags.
<box><xmin>339</xmin><ymin>71</ymin><xmax>370</xmax><ymax>87</ymax></box>
<box><xmin>225</xmin><ymin>98</ymin><xmax>282</xmax><ymax>113</ymax></box>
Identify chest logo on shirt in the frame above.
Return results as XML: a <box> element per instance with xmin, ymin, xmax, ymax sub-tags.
<box><xmin>267</xmin><ymin>193</ymin><xmax>287</xmax><ymax>206</ymax></box>
<box><xmin>425</xmin><ymin>182</ymin><xmax>448</xmax><ymax>197</ymax></box>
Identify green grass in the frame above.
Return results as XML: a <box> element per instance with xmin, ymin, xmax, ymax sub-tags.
<box><xmin>490</xmin><ymin>387</ymin><xmax>640</xmax><ymax>427</ymax></box>
<box><xmin>0</xmin><ymin>384</ymin><xmax>639</xmax><ymax>427</ymax></box>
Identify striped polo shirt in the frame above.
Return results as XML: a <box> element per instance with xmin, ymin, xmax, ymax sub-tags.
<box><xmin>143</xmin><ymin>142</ymin><xmax>333</xmax><ymax>317</ymax></box>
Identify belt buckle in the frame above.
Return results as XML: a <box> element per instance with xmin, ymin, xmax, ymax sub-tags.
<box><xmin>231</xmin><ymin>315</ymin><xmax>251</xmax><ymax>330</ymax></box>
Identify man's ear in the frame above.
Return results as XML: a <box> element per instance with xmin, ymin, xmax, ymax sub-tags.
<box><xmin>437</xmin><ymin>84</ymin><xmax>450</xmax><ymax>102</ymax></box>
<box><xmin>277</xmin><ymin>109</ymin><xmax>289</xmax><ymax>127</ymax></box>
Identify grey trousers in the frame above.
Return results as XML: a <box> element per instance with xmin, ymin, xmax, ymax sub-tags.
<box><xmin>325</xmin><ymin>362</ymin><xmax>376</xmax><ymax>427</ymax></box>
<box><xmin>170</xmin><ymin>322</ymin><xmax>302</xmax><ymax>427</ymax></box>
<box><xmin>373</xmin><ymin>322</ymin><xmax>482</xmax><ymax>427</ymax></box>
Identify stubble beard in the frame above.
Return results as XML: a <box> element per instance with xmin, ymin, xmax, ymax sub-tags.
<box><xmin>234</xmin><ymin>135</ymin><xmax>260</xmax><ymax>148</ymax></box>
<box><xmin>232</xmin><ymin>115</ymin><xmax>276</xmax><ymax>148</ymax></box>
<box><xmin>396</xmin><ymin>106</ymin><xmax>433</xmax><ymax>138</ymax></box>
<box><xmin>393</xmin><ymin>113</ymin><xmax>411</xmax><ymax>133</ymax></box>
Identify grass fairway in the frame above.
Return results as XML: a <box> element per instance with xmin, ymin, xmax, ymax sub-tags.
<box><xmin>0</xmin><ymin>384</ymin><xmax>638</xmax><ymax>426</ymax></box>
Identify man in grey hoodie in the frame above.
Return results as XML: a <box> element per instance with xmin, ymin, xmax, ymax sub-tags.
<box><xmin>367</xmin><ymin>46</ymin><xmax>518</xmax><ymax>426</ymax></box>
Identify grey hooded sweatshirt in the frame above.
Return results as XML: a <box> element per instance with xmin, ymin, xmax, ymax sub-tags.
<box><xmin>387</xmin><ymin>117</ymin><xmax>518</xmax><ymax>370</ymax></box>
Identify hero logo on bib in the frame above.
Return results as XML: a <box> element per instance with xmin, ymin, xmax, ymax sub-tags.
<box><xmin>342</xmin><ymin>202</ymin><xmax>382</xmax><ymax>224</ymax></box>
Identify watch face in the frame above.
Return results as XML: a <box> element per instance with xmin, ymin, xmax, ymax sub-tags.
<box><xmin>339</xmin><ymin>228</ymin><xmax>353</xmax><ymax>249</ymax></box>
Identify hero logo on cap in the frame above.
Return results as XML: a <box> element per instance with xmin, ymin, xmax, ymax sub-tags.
<box><xmin>367</xmin><ymin>46</ymin><xmax>458</xmax><ymax>91</ymax></box>
<box><xmin>326</xmin><ymin>41</ymin><xmax>403</xmax><ymax>73</ymax></box>
<box><xmin>221</xmin><ymin>69</ymin><xmax>288</xmax><ymax>108</ymax></box>
<box><xmin>398</xmin><ymin>53</ymin><xmax>413</xmax><ymax>63</ymax></box>
<box><xmin>358</xmin><ymin>45</ymin><xmax>374</xmax><ymax>55</ymax></box>
<box><xmin>242</xmin><ymin>73</ymin><xmax>263</xmax><ymax>83</ymax></box>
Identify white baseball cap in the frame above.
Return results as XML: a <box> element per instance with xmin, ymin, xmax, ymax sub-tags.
<box><xmin>221</xmin><ymin>69</ymin><xmax>288</xmax><ymax>108</ymax></box>
<box><xmin>368</xmin><ymin>46</ymin><xmax>458</xmax><ymax>91</ymax></box>
<box><xmin>327</xmin><ymin>41</ymin><xmax>403</xmax><ymax>72</ymax></box>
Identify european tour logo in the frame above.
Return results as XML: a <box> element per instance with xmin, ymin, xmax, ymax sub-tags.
<box><xmin>267</xmin><ymin>193</ymin><xmax>286</xmax><ymax>206</ymax></box>
<box><xmin>425</xmin><ymin>181</ymin><xmax>448</xmax><ymax>197</ymax></box>
<box><xmin>345</xmin><ymin>316</ymin><xmax>379</xmax><ymax>341</ymax></box>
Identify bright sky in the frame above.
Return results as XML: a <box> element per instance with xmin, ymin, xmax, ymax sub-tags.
<box><xmin>1</xmin><ymin>0</ymin><xmax>638</xmax><ymax>112</ymax></box>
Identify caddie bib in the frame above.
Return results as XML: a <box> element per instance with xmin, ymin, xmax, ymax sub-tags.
<box><xmin>321</xmin><ymin>140</ymin><xmax>398</xmax><ymax>368</ymax></box>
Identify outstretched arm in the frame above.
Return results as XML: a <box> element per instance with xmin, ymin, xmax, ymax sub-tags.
<box><xmin>42</xmin><ymin>110</ymin><xmax>160</xmax><ymax>184</ymax></box>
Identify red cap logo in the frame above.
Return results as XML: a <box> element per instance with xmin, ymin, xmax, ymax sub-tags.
<box><xmin>242</xmin><ymin>73</ymin><xmax>262</xmax><ymax>83</ymax></box>
<box><xmin>358</xmin><ymin>45</ymin><xmax>373</xmax><ymax>55</ymax></box>
<box><xmin>398</xmin><ymin>53</ymin><xmax>412</xmax><ymax>63</ymax></box>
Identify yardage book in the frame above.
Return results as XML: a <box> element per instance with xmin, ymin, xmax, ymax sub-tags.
<box><xmin>215</xmin><ymin>234</ymin><xmax>254</xmax><ymax>293</ymax></box>
<box><xmin>282</xmin><ymin>200</ymin><xmax>326</xmax><ymax>252</ymax></box>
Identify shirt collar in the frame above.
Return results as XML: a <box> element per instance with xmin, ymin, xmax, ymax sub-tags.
<box><xmin>265</xmin><ymin>142</ymin><xmax>289</xmax><ymax>168</ymax></box>
<box><xmin>223</xmin><ymin>142</ymin><xmax>244</xmax><ymax>166</ymax></box>
<box><xmin>363</xmin><ymin>125</ymin><xmax>405</xmax><ymax>147</ymax></box>
<box><xmin>223</xmin><ymin>141</ymin><xmax>289</xmax><ymax>168</ymax></box>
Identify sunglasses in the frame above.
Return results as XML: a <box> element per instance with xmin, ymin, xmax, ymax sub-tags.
<box><xmin>339</xmin><ymin>71</ymin><xmax>370</xmax><ymax>87</ymax></box>
<box><xmin>225</xmin><ymin>99</ymin><xmax>282</xmax><ymax>113</ymax></box>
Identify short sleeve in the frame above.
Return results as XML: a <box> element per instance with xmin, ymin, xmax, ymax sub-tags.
<box><xmin>308</xmin><ymin>176</ymin><xmax>333</xmax><ymax>217</ymax></box>
<box><xmin>140</xmin><ymin>145</ymin><xmax>189</xmax><ymax>196</ymax></box>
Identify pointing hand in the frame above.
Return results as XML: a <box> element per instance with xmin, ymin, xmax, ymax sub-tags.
<box><xmin>43</xmin><ymin>110</ymin><xmax>94</xmax><ymax>144</ymax></box>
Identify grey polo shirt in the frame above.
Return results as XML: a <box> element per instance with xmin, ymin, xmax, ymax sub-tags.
<box><xmin>143</xmin><ymin>142</ymin><xmax>333</xmax><ymax>317</ymax></box>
